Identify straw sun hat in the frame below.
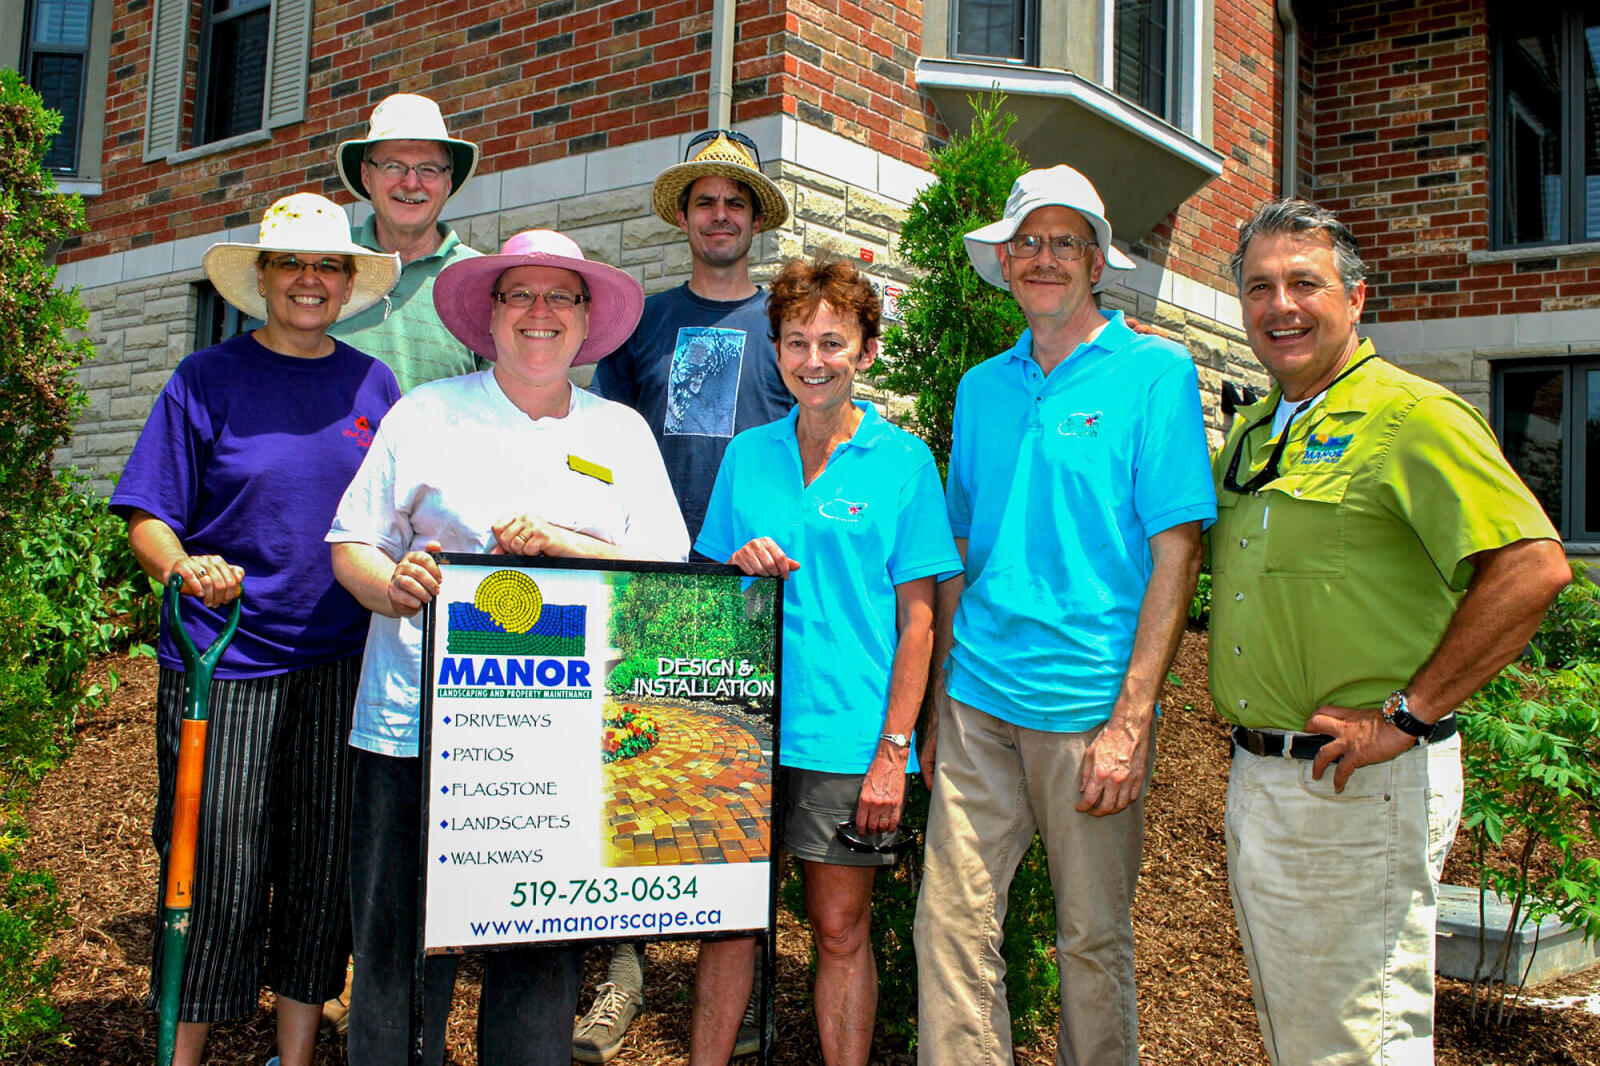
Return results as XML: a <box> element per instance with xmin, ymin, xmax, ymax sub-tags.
<box><xmin>650</xmin><ymin>131</ymin><xmax>790</xmax><ymax>230</ymax></box>
<box><xmin>201</xmin><ymin>193</ymin><xmax>401</xmax><ymax>322</ymax></box>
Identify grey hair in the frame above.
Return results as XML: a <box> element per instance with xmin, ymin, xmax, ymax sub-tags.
<box><xmin>1230</xmin><ymin>198</ymin><xmax>1367</xmax><ymax>295</ymax></box>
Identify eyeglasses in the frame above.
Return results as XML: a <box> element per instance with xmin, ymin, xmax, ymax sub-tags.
<box><xmin>265</xmin><ymin>255</ymin><xmax>348</xmax><ymax>276</ymax></box>
<box><xmin>1005</xmin><ymin>233</ymin><xmax>1098</xmax><ymax>262</ymax></box>
<box><xmin>686</xmin><ymin>128</ymin><xmax>760</xmax><ymax>166</ymax></box>
<box><xmin>834</xmin><ymin>820</ymin><xmax>919</xmax><ymax>857</ymax></box>
<box><xmin>492</xmin><ymin>288</ymin><xmax>588</xmax><ymax>311</ymax></box>
<box><xmin>365</xmin><ymin>158</ymin><xmax>452</xmax><ymax>183</ymax></box>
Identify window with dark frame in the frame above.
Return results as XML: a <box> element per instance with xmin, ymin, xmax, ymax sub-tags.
<box><xmin>1496</xmin><ymin>357</ymin><xmax>1600</xmax><ymax>542</ymax></box>
<box><xmin>1114</xmin><ymin>0</ymin><xmax>1171</xmax><ymax>119</ymax></box>
<box><xmin>950</xmin><ymin>0</ymin><xmax>1035</xmax><ymax>64</ymax></box>
<box><xmin>197</xmin><ymin>0</ymin><xmax>272</xmax><ymax>145</ymax></box>
<box><xmin>194</xmin><ymin>282</ymin><xmax>250</xmax><ymax>350</ymax></box>
<box><xmin>23</xmin><ymin>0</ymin><xmax>94</xmax><ymax>175</ymax></box>
<box><xmin>1492</xmin><ymin>3</ymin><xmax>1600</xmax><ymax>248</ymax></box>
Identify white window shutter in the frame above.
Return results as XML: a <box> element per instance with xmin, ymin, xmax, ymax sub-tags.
<box><xmin>264</xmin><ymin>0</ymin><xmax>310</xmax><ymax>130</ymax></box>
<box><xmin>143</xmin><ymin>0</ymin><xmax>188</xmax><ymax>161</ymax></box>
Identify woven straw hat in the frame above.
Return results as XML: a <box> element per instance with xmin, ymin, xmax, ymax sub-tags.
<box><xmin>431</xmin><ymin>229</ymin><xmax>644</xmax><ymax>367</ymax></box>
<box><xmin>336</xmin><ymin>93</ymin><xmax>479</xmax><ymax>204</ymax></box>
<box><xmin>650</xmin><ymin>132</ymin><xmax>789</xmax><ymax>230</ymax></box>
<box><xmin>201</xmin><ymin>193</ymin><xmax>401</xmax><ymax>322</ymax></box>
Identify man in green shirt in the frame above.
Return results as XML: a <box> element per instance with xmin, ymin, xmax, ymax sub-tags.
<box><xmin>328</xmin><ymin>93</ymin><xmax>483</xmax><ymax>392</ymax></box>
<box><xmin>1208</xmin><ymin>198</ymin><xmax>1570</xmax><ymax>1065</ymax></box>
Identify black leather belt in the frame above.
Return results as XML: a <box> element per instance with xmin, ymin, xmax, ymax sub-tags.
<box><xmin>1231</xmin><ymin>726</ymin><xmax>1333</xmax><ymax>761</ymax></box>
<box><xmin>1231</xmin><ymin>717</ymin><xmax>1459</xmax><ymax>761</ymax></box>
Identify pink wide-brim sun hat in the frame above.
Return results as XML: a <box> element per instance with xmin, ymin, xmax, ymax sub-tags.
<box><xmin>431</xmin><ymin>230</ymin><xmax>645</xmax><ymax>367</ymax></box>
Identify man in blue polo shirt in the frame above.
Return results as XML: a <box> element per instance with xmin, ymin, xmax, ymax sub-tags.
<box><xmin>912</xmin><ymin>166</ymin><xmax>1215</xmax><ymax>1066</ymax></box>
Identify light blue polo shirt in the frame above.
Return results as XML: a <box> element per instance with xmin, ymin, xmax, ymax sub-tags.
<box><xmin>945</xmin><ymin>311</ymin><xmax>1216</xmax><ymax>732</ymax></box>
<box><xmin>697</xmin><ymin>402</ymin><xmax>962</xmax><ymax>773</ymax></box>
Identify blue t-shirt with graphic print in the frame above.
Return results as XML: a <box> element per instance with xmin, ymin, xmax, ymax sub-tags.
<box><xmin>590</xmin><ymin>283</ymin><xmax>793</xmax><ymax>541</ymax></box>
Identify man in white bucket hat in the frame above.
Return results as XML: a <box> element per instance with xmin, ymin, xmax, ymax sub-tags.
<box><xmin>327</xmin><ymin>92</ymin><xmax>484</xmax><ymax>393</ymax></box>
<box><xmin>912</xmin><ymin>165</ymin><xmax>1215</xmax><ymax>1065</ymax></box>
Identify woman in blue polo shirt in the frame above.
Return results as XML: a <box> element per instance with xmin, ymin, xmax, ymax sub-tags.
<box><xmin>691</xmin><ymin>256</ymin><xmax>961</xmax><ymax>1064</ymax></box>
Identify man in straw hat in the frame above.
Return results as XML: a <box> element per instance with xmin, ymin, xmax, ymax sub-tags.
<box><xmin>912</xmin><ymin>165</ymin><xmax>1215</xmax><ymax>1065</ymax></box>
<box><xmin>576</xmin><ymin>130</ymin><xmax>793</xmax><ymax>1064</ymax></box>
<box><xmin>328</xmin><ymin>92</ymin><xmax>484</xmax><ymax>393</ymax></box>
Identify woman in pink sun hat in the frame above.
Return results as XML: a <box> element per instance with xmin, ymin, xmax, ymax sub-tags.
<box><xmin>327</xmin><ymin>230</ymin><xmax>688</xmax><ymax>1064</ymax></box>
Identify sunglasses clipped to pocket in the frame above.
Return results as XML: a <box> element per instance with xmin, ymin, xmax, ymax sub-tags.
<box><xmin>834</xmin><ymin>819</ymin><xmax>919</xmax><ymax>857</ymax></box>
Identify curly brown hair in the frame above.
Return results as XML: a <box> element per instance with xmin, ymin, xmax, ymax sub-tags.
<box><xmin>765</xmin><ymin>255</ymin><xmax>881</xmax><ymax>344</ymax></box>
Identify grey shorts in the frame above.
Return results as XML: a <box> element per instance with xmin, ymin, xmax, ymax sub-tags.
<box><xmin>778</xmin><ymin>767</ymin><xmax>901</xmax><ymax>868</ymax></box>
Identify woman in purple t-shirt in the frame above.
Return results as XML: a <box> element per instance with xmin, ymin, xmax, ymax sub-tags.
<box><xmin>109</xmin><ymin>193</ymin><xmax>399</xmax><ymax>1066</ymax></box>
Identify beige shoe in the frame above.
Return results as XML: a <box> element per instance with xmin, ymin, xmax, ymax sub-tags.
<box><xmin>320</xmin><ymin>959</ymin><xmax>354</xmax><ymax>1034</ymax></box>
<box><xmin>572</xmin><ymin>980</ymin><xmax>643</xmax><ymax>1063</ymax></box>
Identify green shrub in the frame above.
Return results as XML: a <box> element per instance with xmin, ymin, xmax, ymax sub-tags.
<box><xmin>1459</xmin><ymin>658</ymin><xmax>1600</xmax><ymax>1026</ymax></box>
<box><xmin>876</xmin><ymin>94</ymin><xmax>1028</xmax><ymax>475</ymax></box>
<box><xmin>1530</xmin><ymin>561</ymin><xmax>1598</xmax><ymax>668</ymax></box>
<box><xmin>0</xmin><ymin>856</ymin><xmax>63</xmax><ymax>1054</ymax></box>
<box><xmin>1189</xmin><ymin>568</ymin><xmax>1212</xmax><ymax>629</ymax></box>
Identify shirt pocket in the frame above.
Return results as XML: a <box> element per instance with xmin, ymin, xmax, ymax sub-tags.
<box><xmin>1262</xmin><ymin>469</ymin><xmax>1351</xmax><ymax>577</ymax></box>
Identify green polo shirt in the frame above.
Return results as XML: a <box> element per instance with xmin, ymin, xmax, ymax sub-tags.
<box><xmin>1207</xmin><ymin>342</ymin><xmax>1558</xmax><ymax>731</ymax></box>
<box><xmin>327</xmin><ymin>218</ymin><xmax>484</xmax><ymax>392</ymax></box>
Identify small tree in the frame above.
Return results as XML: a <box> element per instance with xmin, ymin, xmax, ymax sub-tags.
<box><xmin>0</xmin><ymin>68</ymin><xmax>91</xmax><ymax>539</ymax></box>
<box><xmin>877</xmin><ymin>93</ymin><xmax>1027</xmax><ymax>473</ymax></box>
<box><xmin>1458</xmin><ymin>568</ymin><xmax>1600</xmax><ymax>1028</ymax></box>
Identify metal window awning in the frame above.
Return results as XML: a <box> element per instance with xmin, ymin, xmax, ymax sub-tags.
<box><xmin>916</xmin><ymin>57</ymin><xmax>1226</xmax><ymax>244</ymax></box>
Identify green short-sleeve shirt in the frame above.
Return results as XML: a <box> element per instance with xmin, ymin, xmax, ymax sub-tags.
<box><xmin>1207</xmin><ymin>343</ymin><xmax>1558</xmax><ymax>731</ymax></box>
<box><xmin>326</xmin><ymin>219</ymin><xmax>484</xmax><ymax>392</ymax></box>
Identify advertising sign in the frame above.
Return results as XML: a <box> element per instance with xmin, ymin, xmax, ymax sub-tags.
<box><xmin>419</xmin><ymin>555</ymin><xmax>781</xmax><ymax>953</ymax></box>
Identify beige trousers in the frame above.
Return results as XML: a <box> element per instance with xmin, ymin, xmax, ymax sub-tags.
<box><xmin>914</xmin><ymin>697</ymin><xmax>1147</xmax><ymax>1066</ymax></box>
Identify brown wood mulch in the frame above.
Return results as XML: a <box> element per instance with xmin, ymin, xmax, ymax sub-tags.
<box><xmin>10</xmin><ymin>633</ymin><xmax>1599</xmax><ymax>1064</ymax></box>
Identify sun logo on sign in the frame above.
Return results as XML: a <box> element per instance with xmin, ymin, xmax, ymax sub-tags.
<box><xmin>474</xmin><ymin>569</ymin><xmax>544</xmax><ymax>633</ymax></box>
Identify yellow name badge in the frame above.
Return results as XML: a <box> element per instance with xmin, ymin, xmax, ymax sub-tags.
<box><xmin>567</xmin><ymin>454</ymin><xmax>613</xmax><ymax>484</ymax></box>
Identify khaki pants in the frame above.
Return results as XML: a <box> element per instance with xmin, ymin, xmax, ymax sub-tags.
<box><xmin>1226</xmin><ymin>734</ymin><xmax>1462</xmax><ymax>1065</ymax></box>
<box><xmin>913</xmin><ymin>697</ymin><xmax>1146</xmax><ymax>1066</ymax></box>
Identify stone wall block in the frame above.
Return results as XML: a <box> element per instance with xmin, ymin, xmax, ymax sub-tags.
<box><xmin>621</xmin><ymin>213</ymin><xmax>680</xmax><ymax>251</ymax></box>
<box><xmin>559</xmin><ymin>188</ymin><xmax>649</xmax><ymax>229</ymax></box>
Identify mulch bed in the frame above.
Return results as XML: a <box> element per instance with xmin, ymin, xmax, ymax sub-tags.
<box><xmin>10</xmin><ymin>632</ymin><xmax>1599</xmax><ymax>1064</ymax></box>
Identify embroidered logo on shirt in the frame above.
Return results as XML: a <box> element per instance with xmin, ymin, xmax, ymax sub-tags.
<box><xmin>818</xmin><ymin>498</ymin><xmax>867</xmax><ymax>522</ymax></box>
<box><xmin>1302</xmin><ymin>432</ymin><xmax>1352</xmax><ymax>465</ymax></box>
<box><xmin>1057</xmin><ymin>411</ymin><xmax>1102</xmax><ymax>438</ymax></box>
<box><xmin>343</xmin><ymin>415</ymin><xmax>374</xmax><ymax>448</ymax></box>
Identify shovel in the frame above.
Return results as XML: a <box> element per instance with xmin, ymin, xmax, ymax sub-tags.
<box><xmin>155</xmin><ymin>573</ymin><xmax>242</xmax><ymax>1066</ymax></box>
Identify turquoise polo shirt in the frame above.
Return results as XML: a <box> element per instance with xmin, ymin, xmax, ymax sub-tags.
<box><xmin>945</xmin><ymin>311</ymin><xmax>1216</xmax><ymax>732</ymax></box>
<box><xmin>696</xmin><ymin>402</ymin><xmax>963</xmax><ymax>773</ymax></box>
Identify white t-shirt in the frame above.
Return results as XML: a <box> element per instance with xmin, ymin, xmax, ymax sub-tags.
<box><xmin>328</xmin><ymin>370</ymin><xmax>690</xmax><ymax>756</ymax></box>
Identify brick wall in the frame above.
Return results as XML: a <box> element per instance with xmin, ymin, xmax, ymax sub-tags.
<box><xmin>68</xmin><ymin>0</ymin><xmax>936</xmax><ymax>265</ymax></box>
<box><xmin>1307</xmin><ymin>0</ymin><xmax>1600</xmax><ymax>322</ymax></box>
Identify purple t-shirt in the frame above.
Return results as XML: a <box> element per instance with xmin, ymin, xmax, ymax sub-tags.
<box><xmin>111</xmin><ymin>332</ymin><xmax>401</xmax><ymax>678</ymax></box>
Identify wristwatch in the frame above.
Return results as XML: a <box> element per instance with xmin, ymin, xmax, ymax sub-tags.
<box><xmin>879</xmin><ymin>732</ymin><xmax>910</xmax><ymax>748</ymax></box>
<box><xmin>1380</xmin><ymin>690</ymin><xmax>1454</xmax><ymax>744</ymax></box>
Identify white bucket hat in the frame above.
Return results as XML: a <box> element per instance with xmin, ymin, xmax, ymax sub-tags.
<box><xmin>201</xmin><ymin>193</ymin><xmax>401</xmax><ymax>322</ymax></box>
<box><xmin>964</xmin><ymin>165</ymin><xmax>1136</xmax><ymax>289</ymax></box>
<box><xmin>336</xmin><ymin>93</ymin><xmax>480</xmax><ymax>204</ymax></box>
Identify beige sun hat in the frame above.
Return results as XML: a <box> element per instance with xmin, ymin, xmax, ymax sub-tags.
<box><xmin>651</xmin><ymin>131</ymin><xmax>790</xmax><ymax>230</ymax></box>
<box><xmin>201</xmin><ymin>193</ymin><xmax>401</xmax><ymax>322</ymax></box>
<box><xmin>336</xmin><ymin>93</ymin><xmax>480</xmax><ymax>204</ymax></box>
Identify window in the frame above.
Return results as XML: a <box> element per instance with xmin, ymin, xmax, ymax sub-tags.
<box><xmin>197</xmin><ymin>0</ymin><xmax>270</xmax><ymax>144</ymax></box>
<box><xmin>144</xmin><ymin>0</ymin><xmax>311</xmax><ymax>161</ymax></box>
<box><xmin>1492</xmin><ymin>3</ymin><xmax>1600</xmax><ymax>248</ymax></box>
<box><xmin>22</xmin><ymin>0</ymin><xmax>91</xmax><ymax>173</ymax></box>
<box><xmin>1496</xmin><ymin>358</ymin><xmax>1600</xmax><ymax>541</ymax></box>
<box><xmin>194</xmin><ymin>282</ymin><xmax>250</xmax><ymax>348</ymax></box>
<box><xmin>1114</xmin><ymin>0</ymin><xmax>1171</xmax><ymax>119</ymax></box>
<box><xmin>950</xmin><ymin>0</ymin><xmax>1036</xmax><ymax>64</ymax></box>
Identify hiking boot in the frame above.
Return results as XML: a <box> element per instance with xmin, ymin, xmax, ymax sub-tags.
<box><xmin>572</xmin><ymin>980</ymin><xmax>643</xmax><ymax>1063</ymax></box>
<box><xmin>732</xmin><ymin>992</ymin><xmax>760</xmax><ymax>1058</ymax></box>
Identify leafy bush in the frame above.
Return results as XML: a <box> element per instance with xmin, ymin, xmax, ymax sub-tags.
<box><xmin>876</xmin><ymin>94</ymin><xmax>1027</xmax><ymax>474</ymax></box>
<box><xmin>1189</xmin><ymin>569</ymin><xmax>1212</xmax><ymax>629</ymax></box>
<box><xmin>0</xmin><ymin>856</ymin><xmax>63</xmax><ymax>1053</ymax></box>
<box><xmin>1459</xmin><ymin>651</ymin><xmax>1600</xmax><ymax>1026</ymax></box>
<box><xmin>1529</xmin><ymin>561</ymin><xmax>1598</xmax><ymax>668</ymax></box>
